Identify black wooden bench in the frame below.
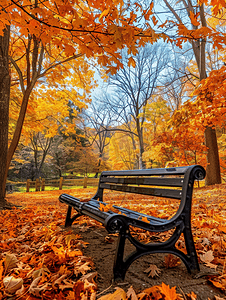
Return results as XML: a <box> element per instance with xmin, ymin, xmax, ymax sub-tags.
<box><xmin>59</xmin><ymin>165</ymin><xmax>205</xmax><ymax>281</ymax></box>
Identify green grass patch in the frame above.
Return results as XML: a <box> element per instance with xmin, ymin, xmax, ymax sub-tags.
<box><xmin>18</xmin><ymin>185</ymin><xmax>98</xmax><ymax>193</ymax></box>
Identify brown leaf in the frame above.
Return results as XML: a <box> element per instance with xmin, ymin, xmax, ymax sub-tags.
<box><xmin>53</xmin><ymin>274</ymin><xmax>68</xmax><ymax>289</ymax></box>
<box><xmin>32</xmin><ymin>267</ymin><xmax>50</xmax><ymax>279</ymax></box>
<box><xmin>127</xmin><ymin>286</ymin><xmax>138</xmax><ymax>300</ymax></box>
<box><xmin>28</xmin><ymin>276</ymin><xmax>50</xmax><ymax>297</ymax></box>
<box><xmin>200</xmin><ymin>250</ymin><xmax>214</xmax><ymax>263</ymax></box>
<box><xmin>164</xmin><ymin>254</ymin><xmax>181</xmax><ymax>268</ymax></box>
<box><xmin>15</xmin><ymin>284</ymin><xmax>25</xmax><ymax>296</ymax></box>
<box><xmin>80</xmin><ymin>271</ymin><xmax>98</xmax><ymax>282</ymax></box>
<box><xmin>3</xmin><ymin>276</ymin><xmax>23</xmax><ymax>294</ymax></box>
<box><xmin>74</xmin><ymin>262</ymin><xmax>91</xmax><ymax>276</ymax></box>
<box><xmin>4</xmin><ymin>254</ymin><xmax>18</xmax><ymax>273</ymax></box>
<box><xmin>144</xmin><ymin>264</ymin><xmax>161</xmax><ymax>278</ymax></box>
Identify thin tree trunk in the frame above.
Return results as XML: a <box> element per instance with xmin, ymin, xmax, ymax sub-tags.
<box><xmin>205</xmin><ymin>127</ymin><xmax>221</xmax><ymax>185</ymax></box>
<box><xmin>3</xmin><ymin>88</ymin><xmax>32</xmax><ymax>190</ymax></box>
<box><xmin>199</xmin><ymin>6</ymin><xmax>221</xmax><ymax>185</ymax></box>
<box><xmin>0</xmin><ymin>26</ymin><xmax>10</xmax><ymax>206</ymax></box>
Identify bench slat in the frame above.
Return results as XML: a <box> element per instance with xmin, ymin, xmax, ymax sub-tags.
<box><xmin>101</xmin><ymin>166</ymin><xmax>188</xmax><ymax>177</ymax></box>
<box><xmin>100</xmin><ymin>183</ymin><xmax>182</xmax><ymax>199</ymax></box>
<box><xmin>100</xmin><ymin>176</ymin><xmax>184</xmax><ymax>187</ymax></box>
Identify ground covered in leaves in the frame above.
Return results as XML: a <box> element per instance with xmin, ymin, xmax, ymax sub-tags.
<box><xmin>1</xmin><ymin>184</ymin><xmax>226</xmax><ymax>299</ymax></box>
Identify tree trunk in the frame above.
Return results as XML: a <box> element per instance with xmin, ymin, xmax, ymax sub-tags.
<box><xmin>197</xmin><ymin>8</ymin><xmax>221</xmax><ymax>185</ymax></box>
<box><xmin>0</xmin><ymin>26</ymin><xmax>10</xmax><ymax>206</ymax></box>
<box><xmin>3</xmin><ymin>86</ymin><xmax>33</xmax><ymax>189</ymax></box>
<box><xmin>205</xmin><ymin>127</ymin><xmax>221</xmax><ymax>185</ymax></box>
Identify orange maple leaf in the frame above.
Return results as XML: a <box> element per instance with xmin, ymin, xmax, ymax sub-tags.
<box><xmin>141</xmin><ymin>216</ymin><xmax>149</xmax><ymax>223</ymax></box>
<box><xmin>158</xmin><ymin>282</ymin><xmax>179</xmax><ymax>300</ymax></box>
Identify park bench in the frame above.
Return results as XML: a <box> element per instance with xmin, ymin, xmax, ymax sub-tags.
<box><xmin>59</xmin><ymin>164</ymin><xmax>205</xmax><ymax>281</ymax></box>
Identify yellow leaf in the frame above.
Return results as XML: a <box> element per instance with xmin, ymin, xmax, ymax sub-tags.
<box><xmin>99</xmin><ymin>8</ymin><xmax>110</xmax><ymax>21</ymax></box>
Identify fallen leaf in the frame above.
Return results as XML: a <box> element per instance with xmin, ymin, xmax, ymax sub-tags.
<box><xmin>164</xmin><ymin>254</ymin><xmax>181</xmax><ymax>268</ymax></box>
<box><xmin>187</xmin><ymin>291</ymin><xmax>197</xmax><ymax>299</ymax></box>
<box><xmin>80</xmin><ymin>272</ymin><xmax>98</xmax><ymax>282</ymax></box>
<box><xmin>144</xmin><ymin>264</ymin><xmax>161</xmax><ymax>278</ymax></box>
<box><xmin>53</xmin><ymin>274</ymin><xmax>68</xmax><ymax>288</ymax></box>
<box><xmin>205</xmin><ymin>262</ymin><xmax>218</xmax><ymax>270</ymax></box>
<box><xmin>139</xmin><ymin>286</ymin><xmax>162</xmax><ymax>300</ymax></box>
<box><xmin>98</xmin><ymin>287</ymin><xmax>127</xmax><ymax>300</ymax></box>
<box><xmin>3</xmin><ymin>276</ymin><xmax>23</xmax><ymax>294</ymax></box>
<box><xmin>127</xmin><ymin>286</ymin><xmax>138</xmax><ymax>300</ymax></box>
<box><xmin>74</xmin><ymin>262</ymin><xmax>91</xmax><ymax>276</ymax></box>
<box><xmin>4</xmin><ymin>254</ymin><xmax>18</xmax><ymax>273</ymax></box>
<box><xmin>200</xmin><ymin>250</ymin><xmax>214</xmax><ymax>263</ymax></box>
<box><xmin>158</xmin><ymin>283</ymin><xmax>179</xmax><ymax>300</ymax></box>
<box><xmin>28</xmin><ymin>276</ymin><xmax>50</xmax><ymax>297</ymax></box>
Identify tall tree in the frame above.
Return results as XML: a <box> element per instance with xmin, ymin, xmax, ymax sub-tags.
<box><xmin>107</xmin><ymin>44</ymin><xmax>169</xmax><ymax>168</ymax></box>
<box><xmin>82</xmin><ymin>99</ymin><xmax>114</xmax><ymax>176</ymax></box>
<box><xmin>153</xmin><ymin>0</ymin><xmax>223</xmax><ymax>184</ymax></box>
<box><xmin>0</xmin><ymin>26</ymin><xmax>10</xmax><ymax>207</ymax></box>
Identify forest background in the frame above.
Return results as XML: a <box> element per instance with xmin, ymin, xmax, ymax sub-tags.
<box><xmin>0</xmin><ymin>0</ymin><xmax>226</xmax><ymax>205</ymax></box>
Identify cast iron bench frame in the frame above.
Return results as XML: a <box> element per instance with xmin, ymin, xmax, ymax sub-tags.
<box><xmin>59</xmin><ymin>164</ymin><xmax>205</xmax><ymax>281</ymax></box>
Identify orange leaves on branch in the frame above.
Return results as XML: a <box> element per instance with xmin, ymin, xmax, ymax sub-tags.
<box><xmin>0</xmin><ymin>0</ymin><xmax>163</xmax><ymax>72</ymax></box>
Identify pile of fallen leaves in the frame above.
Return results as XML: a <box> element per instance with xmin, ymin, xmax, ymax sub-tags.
<box><xmin>0</xmin><ymin>194</ymin><xmax>97</xmax><ymax>299</ymax></box>
<box><xmin>0</xmin><ymin>184</ymin><xmax>226</xmax><ymax>299</ymax></box>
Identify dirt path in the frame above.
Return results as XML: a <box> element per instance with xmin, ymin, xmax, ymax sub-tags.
<box><xmin>70</xmin><ymin>225</ymin><xmax>225</xmax><ymax>299</ymax></box>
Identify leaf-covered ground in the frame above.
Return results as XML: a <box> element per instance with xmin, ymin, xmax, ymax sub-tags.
<box><xmin>0</xmin><ymin>184</ymin><xmax>226</xmax><ymax>299</ymax></box>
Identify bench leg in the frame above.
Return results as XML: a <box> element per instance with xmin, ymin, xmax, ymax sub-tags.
<box><xmin>113</xmin><ymin>230</ymin><xmax>128</xmax><ymax>281</ymax></box>
<box><xmin>183</xmin><ymin>227</ymin><xmax>199</xmax><ymax>272</ymax></box>
<box><xmin>112</xmin><ymin>224</ymin><xmax>199</xmax><ymax>281</ymax></box>
<box><xmin>65</xmin><ymin>206</ymin><xmax>81</xmax><ymax>227</ymax></box>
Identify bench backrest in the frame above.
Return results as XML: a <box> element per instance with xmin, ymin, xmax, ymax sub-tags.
<box><xmin>92</xmin><ymin>165</ymin><xmax>205</xmax><ymax>205</ymax></box>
